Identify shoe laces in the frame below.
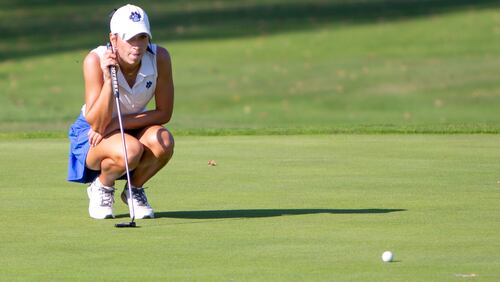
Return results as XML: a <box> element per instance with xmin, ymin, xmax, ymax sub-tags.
<box><xmin>98</xmin><ymin>187</ymin><xmax>115</xmax><ymax>207</ymax></box>
<box><xmin>131</xmin><ymin>188</ymin><xmax>149</xmax><ymax>207</ymax></box>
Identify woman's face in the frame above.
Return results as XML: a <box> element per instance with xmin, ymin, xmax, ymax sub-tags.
<box><xmin>112</xmin><ymin>33</ymin><xmax>149</xmax><ymax>66</ymax></box>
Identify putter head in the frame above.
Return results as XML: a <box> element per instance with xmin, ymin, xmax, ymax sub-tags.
<box><xmin>115</xmin><ymin>221</ymin><xmax>137</xmax><ymax>228</ymax></box>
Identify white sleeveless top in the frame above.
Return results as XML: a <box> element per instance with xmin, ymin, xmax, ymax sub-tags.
<box><xmin>82</xmin><ymin>44</ymin><xmax>158</xmax><ymax>117</ymax></box>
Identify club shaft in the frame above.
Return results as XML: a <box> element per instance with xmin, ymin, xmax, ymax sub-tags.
<box><xmin>110</xmin><ymin>65</ymin><xmax>135</xmax><ymax>222</ymax></box>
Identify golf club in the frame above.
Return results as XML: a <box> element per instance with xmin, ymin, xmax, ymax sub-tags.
<box><xmin>107</xmin><ymin>43</ymin><xmax>137</xmax><ymax>228</ymax></box>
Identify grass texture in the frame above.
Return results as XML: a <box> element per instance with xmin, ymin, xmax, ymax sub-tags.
<box><xmin>1</xmin><ymin>1</ymin><xmax>500</xmax><ymax>281</ymax></box>
<box><xmin>1</xmin><ymin>0</ymin><xmax>500</xmax><ymax>134</ymax></box>
<box><xmin>1</xmin><ymin>135</ymin><xmax>499</xmax><ymax>281</ymax></box>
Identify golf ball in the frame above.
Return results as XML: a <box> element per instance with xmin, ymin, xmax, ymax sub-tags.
<box><xmin>382</xmin><ymin>251</ymin><xmax>393</xmax><ymax>262</ymax></box>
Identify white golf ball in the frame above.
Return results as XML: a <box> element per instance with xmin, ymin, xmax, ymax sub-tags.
<box><xmin>382</xmin><ymin>251</ymin><xmax>393</xmax><ymax>262</ymax></box>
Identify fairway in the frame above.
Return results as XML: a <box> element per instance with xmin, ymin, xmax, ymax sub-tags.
<box><xmin>3</xmin><ymin>1</ymin><xmax>500</xmax><ymax>134</ymax></box>
<box><xmin>1</xmin><ymin>135</ymin><xmax>499</xmax><ymax>281</ymax></box>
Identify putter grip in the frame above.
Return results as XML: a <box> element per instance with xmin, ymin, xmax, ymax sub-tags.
<box><xmin>110</xmin><ymin>66</ymin><xmax>119</xmax><ymax>98</ymax></box>
<box><xmin>107</xmin><ymin>43</ymin><xmax>120</xmax><ymax>98</ymax></box>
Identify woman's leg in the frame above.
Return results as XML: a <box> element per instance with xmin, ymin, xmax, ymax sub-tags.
<box><xmin>84</xmin><ymin>132</ymin><xmax>143</xmax><ymax>219</ymax></box>
<box><xmin>131</xmin><ymin>125</ymin><xmax>175</xmax><ymax>187</ymax></box>
<box><xmin>86</xmin><ymin>132</ymin><xmax>144</xmax><ymax>187</ymax></box>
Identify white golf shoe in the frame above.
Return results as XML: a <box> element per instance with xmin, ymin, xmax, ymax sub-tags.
<box><xmin>121</xmin><ymin>185</ymin><xmax>154</xmax><ymax>219</ymax></box>
<box><xmin>87</xmin><ymin>179</ymin><xmax>115</xmax><ymax>219</ymax></box>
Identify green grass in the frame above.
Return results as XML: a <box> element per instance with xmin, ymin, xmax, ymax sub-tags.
<box><xmin>2</xmin><ymin>1</ymin><xmax>500</xmax><ymax>280</ymax></box>
<box><xmin>1</xmin><ymin>135</ymin><xmax>499</xmax><ymax>281</ymax></box>
<box><xmin>2</xmin><ymin>0</ymin><xmax>500</xmax><ymax>134</ymax></box>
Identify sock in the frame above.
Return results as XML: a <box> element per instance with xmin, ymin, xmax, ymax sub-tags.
<box><xmin>95</xmin><ymin>177</ymin><xmax>114</xmax><ymax>191</ymax></box>
<box><xmin>128</xmin><ymin>183</ymin><xmax>140</xmax><ymax>189</ymax></box>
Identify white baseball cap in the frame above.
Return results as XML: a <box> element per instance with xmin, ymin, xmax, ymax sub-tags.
<box><xmin>110</xmin><ymin>4</ymin><xmax>152</xmax><ymax>41</ymax></box>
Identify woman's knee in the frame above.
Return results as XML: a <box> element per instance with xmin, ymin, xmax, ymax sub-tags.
<box><xmin>143</xmin><ymin>127</ymin><xmax>174</xmax><ymax>160</ymax></box>
<box><xmin>109</xmin><ymin>137</ymin><xmax>144</xmax><ymax>170</ymax></box>
<box><xmin>125</xmin><ymin>137</ymin><xmax>144</xmax><ymax>167</ymax></box>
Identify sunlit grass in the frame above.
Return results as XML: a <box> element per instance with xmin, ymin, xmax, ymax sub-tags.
<box><xmin>1</xmin><ymin>135</ymin><xmax>499</xmax><ymax>281</ymax></box>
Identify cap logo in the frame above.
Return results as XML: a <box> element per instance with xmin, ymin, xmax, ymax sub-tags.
<box><xmin>129</xmin><ymin>11</ymin><xmax>141</xmax><ymax>22</ymax></box>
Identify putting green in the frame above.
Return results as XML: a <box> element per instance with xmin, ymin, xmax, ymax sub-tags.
<box><xmin>1</xmin><ymin>135</ymin><xmax>499</xmax><ymax>281</ymax></box>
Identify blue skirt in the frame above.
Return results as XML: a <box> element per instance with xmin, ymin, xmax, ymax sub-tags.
<box><xmin>67</xmin><ymin>113</ymin><xmax>99</xmax><ymax>183</ymax></box>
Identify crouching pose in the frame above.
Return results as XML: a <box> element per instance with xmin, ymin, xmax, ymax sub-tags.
<box><xmin>67</xmin><ymin>4</ymin><xmax>174</xmax><ymax>219</ymax></box>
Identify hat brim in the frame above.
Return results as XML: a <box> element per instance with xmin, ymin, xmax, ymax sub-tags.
<box><xmin>120</xmin><ymin>26</ymin><xmax>152</xmax><ymax>41</ymax></box>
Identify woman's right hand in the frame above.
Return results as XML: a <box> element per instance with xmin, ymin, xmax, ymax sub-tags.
<box><xmin>100</xmin><ymin>48</ymin><xmax>118</xmax><ymax>81</ymax></box>
<box><xmin>88</xmin><ymin>128</ymin><xmax>104</xmax><ymax>147</ymax></box>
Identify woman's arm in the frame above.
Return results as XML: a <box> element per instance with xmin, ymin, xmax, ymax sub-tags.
<box><xmin>83</xmin><ymin>51</ymin><xmax>116</xmax><ymax>134</ymax></box>
<box><xmin>153</xmin><ymin>46</ymin><xmax>175</xmax><ymax>124</ymax></box>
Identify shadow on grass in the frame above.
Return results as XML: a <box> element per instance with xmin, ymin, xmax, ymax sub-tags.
<box><xmin>1</xmin><ymin>0</ymin><xmax>499</xmax><ymax>61</ymax></box>
<box><xmin>145</xmin><ymin>208</ymin><xmax>407</xmax><ymax>219</ymax></box>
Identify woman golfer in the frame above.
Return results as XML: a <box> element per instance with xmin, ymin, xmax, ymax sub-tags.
<box><xmin>67</xmin><ymin>4</ymin><xmax>174</xmax><ymax>219</ymax></box>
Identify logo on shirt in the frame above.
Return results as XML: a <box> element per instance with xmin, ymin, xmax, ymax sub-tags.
<box><xmin>129</xmin><ymin>11</ymin><xmax>141</xmax><ymax>22</ymax></box>
<box><xmin>146</xmin><ymin>81</ymin><xmax>153</xmax><ymax>89</ymax></box>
